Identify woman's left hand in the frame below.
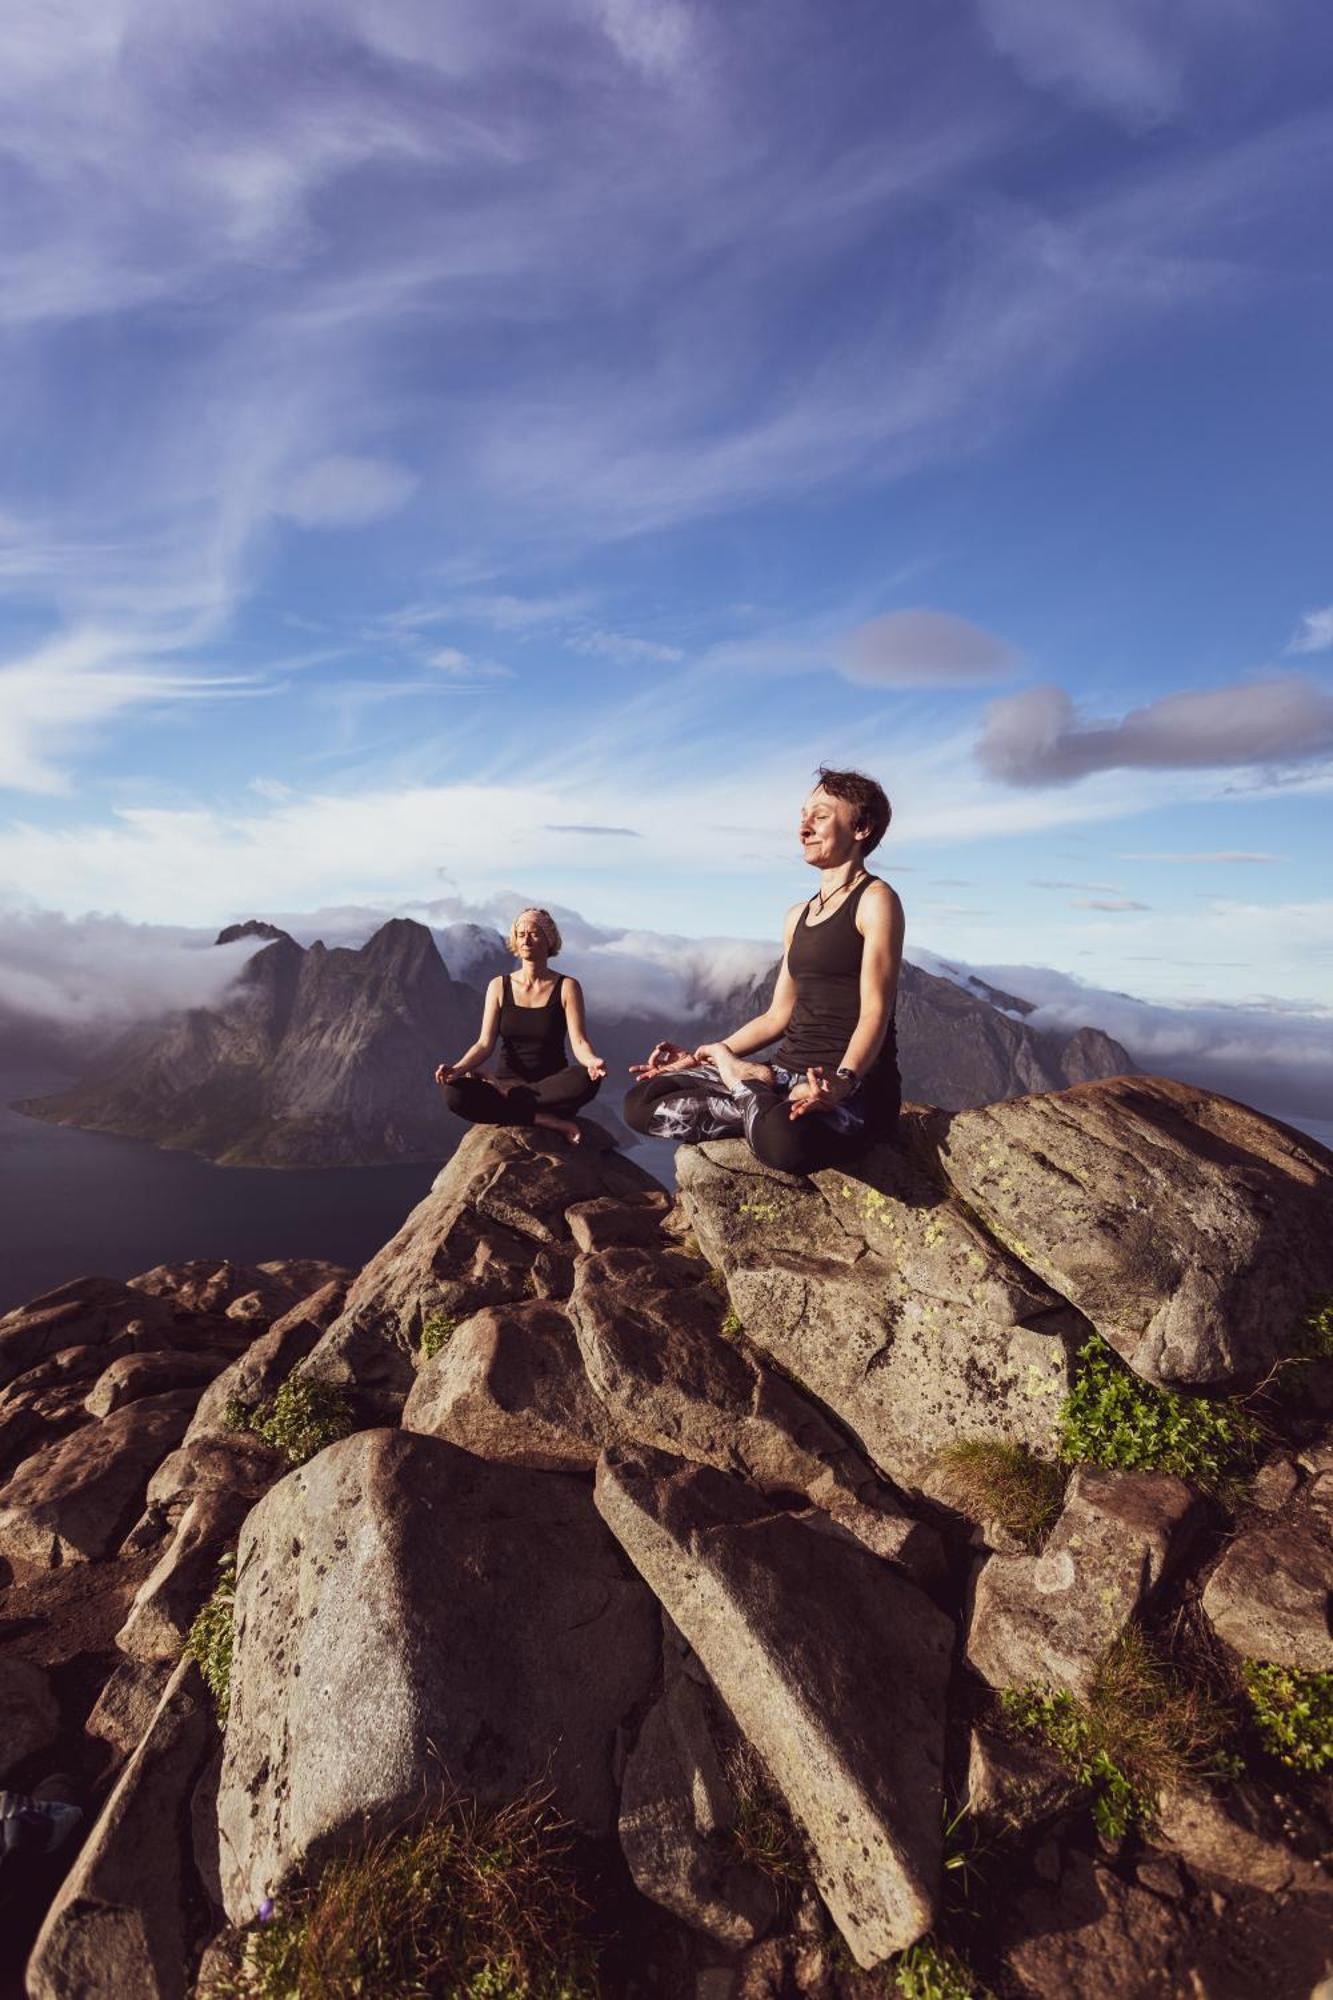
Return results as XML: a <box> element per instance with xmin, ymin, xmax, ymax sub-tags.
<box><xmin>787</xmin><ymin>1066</ymin><xmax>854</xmax><ymax>1119</ymax></box>
<box><xmin>584</xmin><ymin>1055</ymin><xmax>608</xmax><ymax>1082</ymax></box>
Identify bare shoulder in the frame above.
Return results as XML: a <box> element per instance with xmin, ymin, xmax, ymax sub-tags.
<box><xmin>560</xmin><ymin>973</ymin><xmax>582</xmax><ymax>1000</ymax></box>
<box><xmin>856</xmin><ymin>877</ymin><xmax>904</xmax><ymax>931</ymax></box>
<box><xmin>781</xmin><ymin>897</ymin><xmax>806</xmax><ymax>943</ymax></box>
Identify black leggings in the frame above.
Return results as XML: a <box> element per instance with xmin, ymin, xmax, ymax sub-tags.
<box><xmin>622</xmin><ymin>1066</ymin><xmax>898</xmax><ymax>1175</ymax></box>
<box><xmin>442</xmin><ymin>1065</ymin><xmax>601</xmax><ymax>1129</ymax></box>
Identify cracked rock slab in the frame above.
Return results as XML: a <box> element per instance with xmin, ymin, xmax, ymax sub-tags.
<box><xmin>675</xmin><ymin>1130</ymin><xmax>1083</xmax><ymax>1491</ymax></box>
<box><xmin>966</xmin><ymin>1467</ymin><xmax>1198</xmax><ymax>1696</ymax></box>
<box><xmin>937</xmin><ymin>1076</ymin><xmax>1333</xmax><ymax>1389</ymax></box>
<box><xmin>217</xmin><ymin>1429</ymin><xmax>658</xmax><ymax>1920</ymax></box>
<box><xmin>1202</xmin><ymin>1487</ymin><xmax>1333</xmax><ymax>1671</ymax></box>
<box><xmin>595</xmin><ymin>1445</ymin><xmax>954</xmax><ymax>1969</ymax></box>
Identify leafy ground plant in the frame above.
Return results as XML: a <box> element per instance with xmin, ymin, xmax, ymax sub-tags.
<box><xmin>207</xmin><ymin>1796</ymin><xmax>599</xmax><ymax>2000</ymax></box>
<box><xmin>933</xmin><ymin>1440</ymin><xmax>1066</xmax><ymax>1550</ymax></box>
<box><xmin>1057</xmin><ymin>1336</ymin><xmax>1262</xmax><ymax>1496</ymax></box>
<box><xmin>225</xmin><ymin>1377</ymin><xmax>354</xmax><ymax>1467</ymax></box>
<box><xmin>187</xmin><ymin>1552</ymin><xmax>237</xmax><ymax>1721</ymax></box>
<box><xmin>418</xmin><ymin>1310</ymin><xmax>457</xmax><ymax>1361</ymax></box>
<box><xmin>1242</xmin><ymin>1662</ymin><xmax>1333</xmax><ymax>1774</ymax></box>
<box><xmin>892</xmin><ymin>1938</ymin><xmax>986</xmax><ymax>2000</ymax></box>
<box><xmin>1000</xmin><ymin>1625</ymin><xmax>1233</xmax><ymax>1839</ymax></box>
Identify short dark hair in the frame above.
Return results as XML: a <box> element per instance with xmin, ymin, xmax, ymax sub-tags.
<box><xmin>815</xmin><ymin>767</ymin><xmax>892</xmax><ymax>855</ymax></box>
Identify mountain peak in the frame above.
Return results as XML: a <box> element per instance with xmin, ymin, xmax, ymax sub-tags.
<box><xmin>360</xmin><ymin>917</ymin><xmax>447</xmax><ymax>976</ymax></box>
<box><xmin>216</xmin><ymin>919</ymin><xmax>293</xmax><ymax>947</ymax></box>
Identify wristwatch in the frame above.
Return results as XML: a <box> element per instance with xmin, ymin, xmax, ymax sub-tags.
<box><xmin>835</xmin><ymin>1066</ymin><xmax>860</xmax><ymax>1089</ymax></box>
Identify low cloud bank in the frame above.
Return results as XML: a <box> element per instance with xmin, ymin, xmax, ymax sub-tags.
<box><xmin>0</xmin><ymin>906</ymin><xmax>265</xmax><ymax>1029</ymax></box>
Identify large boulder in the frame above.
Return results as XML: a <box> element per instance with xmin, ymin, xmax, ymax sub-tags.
<box><xmin>1202</xmin><ymin>1481</ymin><xmax>1333</xmax><ymax>1671</ymax></box>
<box><xmin>966</xmin><ymin>1468</ymin><xmax>1198</xmax><ymax>1696</ymax></box>
<box><xmin>0</xmin><ymin>1391</ymin><xmax>198</xmax><ymax>1565</ymax></box>
<box><xmin>302</xmin><ymin>1128</ymin><xmax>665</xmax><ymax>1406</ymax></box>
<box><xmin>402</xmin><ymin>1298</ymin><xmax>615</xmax><ymax>1472</ymax></box>
<box><xmin>217</xmin><ymin>1429</ymin><xmax>659</xmax><ymax>1920</ymax></box>
<box><xmin>595</xmin><ymin>1446</ymin><xmax>954</xmax><ymax>1969</ymax></box>
<box><xmin>571</xmin><ymin>1245</ymin><xmax>941</xmax><ymax>1577</ymax></box>
<box><xmin>26</xmin><ymin>1657</ymin><xmax>215</xmax><ymax>2000</ymax></box>
<box><xmin>675</xmin><ymin>1126</ymin><xmax>1084</xmax><ymax>1491</ymax></box>
<box><xmin>937</xmin><ymin>1076</ymin><xmax>1333</xmax><ymax>1389</ymax></box>
<box><xmin>84</xmin><ymin>1349</ymin><xmax>229</xmax><ymax>1419</ymax></box>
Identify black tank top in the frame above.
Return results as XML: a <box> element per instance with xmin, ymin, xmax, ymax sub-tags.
<box><xmin>497</xmin><ymin>974</ymin><xmax>568</xmax><ymax>1081</ymax></box>
<box><xmin>774</xmin><ymin>877</ymin><xmax>899</xmax><ymax>1098</ymax></box>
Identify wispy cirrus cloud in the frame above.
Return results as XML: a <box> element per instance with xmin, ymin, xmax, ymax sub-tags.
<box><xmin>1288</xmin><ymin>605</ymin><xmax>1333</xmax><ymax>654</ymax></box>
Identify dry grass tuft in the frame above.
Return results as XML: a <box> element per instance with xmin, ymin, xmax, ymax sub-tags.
<box><xmin>720</xmin><ymin>1736</ymin><xmax>809</xmax><ymax>1892</ymax></box>
<box><xmin>206</xmin><ymin>1794</ymin><xmax>599</xmax><ymax>2000</ymax></box>
<box><xmin>935</xmin><ymin>1440</ymin><xmax>1066</xmax><ymax>1550</ymax></box>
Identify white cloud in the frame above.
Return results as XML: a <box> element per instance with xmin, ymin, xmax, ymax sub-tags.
<box><xmin>0</xmin><ymin>905</ymin><xmax>266</xmax><ymax>1027</ymax></box>
<box><xmin>976</xmin><ymin>0</ymin><xmax>1260</xmax><ymax>125</ymax></box>
<box><xmin>424</xmin><ymin>647</ymin><xmax>514</xmax><ymax>679</ymax></box>
<box><xmin>279</xmin><ymin>456</ymin><xmax>418</xmax><ymax>529</ymax></box>
<box><xmin>1288</xmin><ymin>605</ymin><xmax>1333</xmax><ymax>654</ymax></box>
<box><xmin>833</xmin><ymin>609</ymin><xmax>1019</xmax><ymax>689</ymax></box>
<box><xmin>1117</xmin><ymin>849</ymin><xmax>1283</xmax><ymax>863</ymax></box>
<box><xmin>978</xmin><ymin>674</ymin><xmax>1333</xmax><ymax>787</ymax></box>
<box><xmin>565</xmin><ymin>627</ymin><xmax>685</xmax><ymax>665</ymax></box>
<box><xmin>1070</xmin><ymin>894</ymin><xmax>1150</xmax><ymax>911</ymax></box>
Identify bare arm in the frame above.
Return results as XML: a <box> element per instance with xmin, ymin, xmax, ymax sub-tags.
<box><xmin>434</xmin><ymin>977</ymin><xmax>502</xmax><ymax>1083</ymax></box>
<box><xmin>561</xmin><ymin>977</ymin><xmax>607</xmax><ymax>1079</ymax></box>
<box><xmin>840</xmin><ymin>880</ymin><xmax>903</xmax><ymax>1076</ymax></box>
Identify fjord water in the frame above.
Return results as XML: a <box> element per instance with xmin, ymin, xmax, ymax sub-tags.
<box><xmin>0</xmin><ymin>1067</ymin><xmax>438</xmax><ymax>1314</ymax></box>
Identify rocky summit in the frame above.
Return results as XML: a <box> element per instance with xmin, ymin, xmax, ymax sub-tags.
<box><xmin>2</xmin><ymin>1074</ymin><xmax>1333</xmax><ymax>1999</ymax></box>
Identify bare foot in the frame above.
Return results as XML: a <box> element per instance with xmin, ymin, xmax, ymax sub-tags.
<box><xmin>709</xmin><ymin>1044</ymin><xmax>773</xmax><ymax>1092</ymax></box>
<box><xmin>535</xmin><ymin>1111</ymin><xmax>582</xmax><ymax>1145</ymax></box>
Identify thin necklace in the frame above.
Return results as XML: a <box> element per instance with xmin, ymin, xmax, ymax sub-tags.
<box><xmin>814</xmin><ymin>868</ymin><xmax>864</xmax><ymax>915</ymax></box>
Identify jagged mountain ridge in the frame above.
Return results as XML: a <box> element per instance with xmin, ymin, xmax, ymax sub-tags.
<box><xmin>15</xmin><ymin>917</ymin><xmax>1135</xmax><ymax>1166</ymax></box>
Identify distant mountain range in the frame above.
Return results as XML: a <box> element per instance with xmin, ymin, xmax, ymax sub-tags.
<box><xmin>13</xmin><ymin>917</ymin><xmax>1135</xmax><ymax>1167</ymax></box>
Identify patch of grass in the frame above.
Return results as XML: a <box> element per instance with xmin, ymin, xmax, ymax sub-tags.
<box><xmin>720</xmin><ymin>1737</ymin><xmax>809</xmax><ymax>1895</ymax></box>
<box><xmin>934</xmin><ymin>1440</ymin><xmax>1066</xmax><ymax>1550</ymax></box>
<box><xmin>1242</xmin><ymin>1662</ymin><xmax>1333</xmax><ymax>1774</ymax></box>
<box><xmin>206</xmin><ymin>1796</ymin><xmax>599</xmax><ymax>2000</ymax></box>
<box><xmin>1057</xmin><ymin>1336</ymin><xmax>1262</xmax><ymax>1496</ymax></box>
<box><xmin>226</xmin><ymin>1376</ymin><xmax>355</xmax><ymax>1468</ymax></box>
<box><xmin>187</xmin><ymin>1551</ymin><xmax>237</xmax><ymax>1722</ymax></box>
<box><xmin>418</xmin><ymin>1310</ymin><xmax>458</xmax><ymax>1362</ymax></box>
<box><xmin>1000</xmin><ymin>1625</ymin><xmax>1234</xmax><ymax>1840</ymax></box>
<box><xmin>892</xmin><ymin>1938</ymin><xmax>986</xmax><ymax>2000</ymax></box>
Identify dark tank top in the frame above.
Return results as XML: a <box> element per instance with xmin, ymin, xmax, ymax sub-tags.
<box><xmin>497</xmin><ymin>974</ymin><xmax>568</xmax><ymax>1081</ymax></box>
<box><xmin>774</xmin><ymin>877</ymin><xmax>899</xmax><ymax>1108</ymax></box>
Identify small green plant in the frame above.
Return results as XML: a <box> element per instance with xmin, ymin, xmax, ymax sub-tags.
<box><xmin>419</xmin><ymin>1310</ymin><xmax>458</xmax><ymax>1362</ymax></box>
<box><xmin>721</xmin><ymin>1737</ymin><xmax>809</xmax><ymax>1894</ymax></box>
<box><xmin>1057</xmin><ymin>1336</ymin><xmax>1261</xmax><ymax>1496</ymax></box>
<box><xmin>188</xmin><ymin>1552</ymin><xmax>237</xmax><ymax>1722</ymax></box>
<box><xmin>719</xmin><ymin>1308</ymin><xmax>745</xmax><ymax>1343</ymax></box>
<box><xmin>1265</xmin><ymin>1293</ymin><xmax>1333</xmax><ymax>1402</ymax></box>
<box><xmin>893</xmin><ymin>1937</ymin><xmax>985</xmax><ymax>1999</ymax></box>
<box><xmin>1242</xmin><ymin>1662</ymin><xmax>1333</xmax><ymax>1773</ymax></box>
<box><xmin>934</xmin><ymin>1440</ymin><xmax>1066</xmax><ymax>1550</ymax></box>
<box><xmin>206</xmin><ymin>1797</ymin><xmax>598</xmax><ymax>2000</ymax></box>
<box><xmin>1000</xmin><ymin>1626</ymin><xmax>1233</xmax><ymax>1839</ymax></box>
<box><xmin>225</xmin><ymin>1377</ymin><xmax>355</xmax><ymax>1467</ymax></box>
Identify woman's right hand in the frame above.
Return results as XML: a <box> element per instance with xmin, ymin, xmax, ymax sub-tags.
<box><xmin>434</xmin><ymin>1062</ymin><xmax>461</xmax><ymax>1085</ymax></box>
<box><xmin>628</xmin><ymin>1040</ymin><xmax>695</xmax><ymax>1078</ymax></box>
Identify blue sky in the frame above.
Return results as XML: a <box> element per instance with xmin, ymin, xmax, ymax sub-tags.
<box><xmin>2</xmin><ymin>0</ymin><xmax>1333</xmax><ymax>1021</ymax></box>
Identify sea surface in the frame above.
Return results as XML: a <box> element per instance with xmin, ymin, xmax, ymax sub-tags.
<box><xmin>0</xmin><ymin>1068</ymin><xmax>670</xmax><ymax>1314</ymax></box>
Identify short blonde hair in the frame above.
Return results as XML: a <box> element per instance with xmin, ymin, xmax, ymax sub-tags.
<box><xmin>507</xmin><ymin>906</ymin><xmax>562</xmax><ymax>957</ymax></box>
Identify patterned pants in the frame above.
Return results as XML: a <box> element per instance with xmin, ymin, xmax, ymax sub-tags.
<box><xmin>622</xmin><ymin>1061</ymin><xmax>896</xmax><ymax>1175</ymax></box>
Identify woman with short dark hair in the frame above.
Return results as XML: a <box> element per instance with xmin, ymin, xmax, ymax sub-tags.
<box><xmin>434</xmin><ymin>906</ymin><xmax>605</xmax><ymax>1144</ymax></box>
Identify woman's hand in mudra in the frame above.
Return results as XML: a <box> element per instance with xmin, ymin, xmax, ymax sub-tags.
<box><xmin>787</xmin><ymin>1066</ymin><xmax>855</xmax><ymax>1119</ymax></box>
<box><xmin>628</xmin><ymin>1040</ymin><xmax>696</xmax><ymax>1078</ymax></box>
<box><xmin>584</xmin><ymin>1054</ymin><xmax>608</xmax><ymax>1082</ymax></box>
<box><xmin>434</xmin><ymin>1062</ymin><xmax>462</xmax><ymax>1086</ymax></box>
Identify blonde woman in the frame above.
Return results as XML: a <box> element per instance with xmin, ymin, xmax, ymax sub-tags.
<box><xmin>434</xmin><ymin>907</ymin><xmax>606</xmax><ymax>1144</ymax></box>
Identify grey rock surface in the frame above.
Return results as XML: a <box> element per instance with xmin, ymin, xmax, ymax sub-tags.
<box><xmin>84</xmin><ymin>1349</ymin><xmax>228</xmax><ymax>1419</ymax></box>
<box><xmin>595</xmin><ymin>1446</ymin><xmax>954</xmax><ymax>1969</ymax></box>
<box><xmin>0</xmin><ymin>1654</ymin><xmax>60</xmax><ymax>1780</ymax></box>
<box><xmin>675</xmin><ymin>1126</ymin><xmax>1083</xmax><ymax>1490</ymax></box>
<box><xmin>1201</xmin><ymin>1486</ymin><xmax>1333</xmax><ymax>1671</ymax></box>
<box><xmin>116</xmin><ymin>1487</ymin><xmax>252</xmax><ymax>1662</ymax></box>
<box><xmin>967</xmin><ymin>1467</ymin><xmax>1198</xmax><ymax>1695</ymax></box>
<box><xmin>217</xmin><ymin>1429</ymin><xmax>658</xmax><ymax>1919</ymax></box>
<box><xmin>937</xmin><ymin>1076</ymin><xmax>1333</xmax><ymax>1389</ymax></box>
<box><xmin>26</xmin><ymin>1656</ymin><xmax>215</xmax><ymax>2000</ymax></box>
<box><xmin>402</xmin><ymin>1297</ymin><xmax>615</xmax><ymax>1471</ymax></box>
<box><xmin>184</xmin><ymin>1278</ymin><xmax>345</xmax><ymax>1443</ymax></box>
<box><xmin>0</xmin><ymin>1391</ymin><xmax>198</xmax><ymax>1565</ymax></box>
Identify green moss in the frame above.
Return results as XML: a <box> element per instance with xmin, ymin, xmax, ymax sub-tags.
<box><xmin>1057</xmin><ymin>1336</ymin><xmax>1261</xmax><ymax>1495</ymax></box>
<box><xmin>1000</xmin><ymin>1627</ymin><xmax>1234</xmax><ymax>1839</ymax></box>
<box><xmin>738</xmin><ymin>1198</ymin><xmax>779</xmax><ymax>1223</ymax></box>
<box><xmin>719</xmin><ymin>1308</ymin><xmax>744</xmax><ymax>1343</ymax></box>
<box><xmin>187</xmin><ymin>1552</ymin><xmax>237</xmax><ymax>1722</ymax></box>
<box><xmin>1242</xmin><ymin>1662</ymin><xmax>1333</xmax><ymax>1774</ymax></box>
<box><xmin>934</xmin><ymin>1440</ymin><xmax>1066</xmax><ymax>1550</ymax></box>
<box><xmin>418</xmin><ymin>1311</ymin><xmax>458</xmax><ymax>1362</ymax></box>
<box><xmin>205</xmin><ymin>1800</ymin><xmax>598</xmax><ymax>2000</ymax></box>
